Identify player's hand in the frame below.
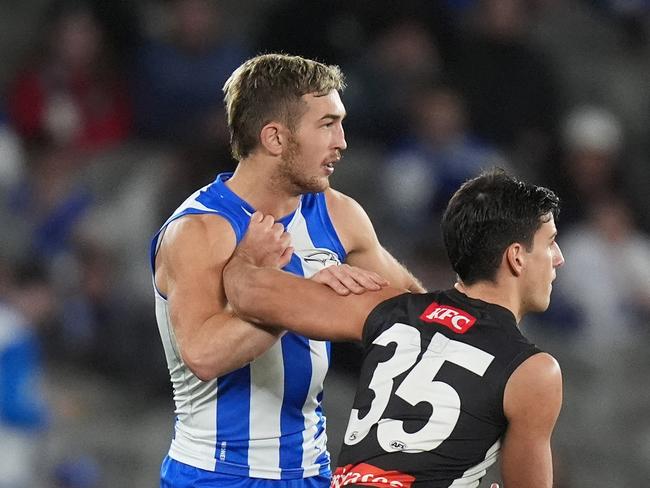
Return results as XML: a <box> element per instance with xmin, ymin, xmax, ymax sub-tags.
<box><xmin>311</xmin><ymin>264</ymin><xmax>389</xmax><ymax>296</ymax></box>
<box><xmin>235</xmin><ymin>211</ymin><xmax>293</xmax><ymax>269</ymax></box>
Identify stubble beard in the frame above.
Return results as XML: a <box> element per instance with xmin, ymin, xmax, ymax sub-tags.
<box><xmin>275</xmin><ymin>135</ymin><xmax>329</xmax><ymax>195</ymax></box>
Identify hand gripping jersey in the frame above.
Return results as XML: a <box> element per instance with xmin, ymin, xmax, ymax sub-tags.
<box><xmin>332</xmin><ymin>288</ymin><xmax>540</xmax><ymax>488</ymax></box>
<box><xmin>150</xmin><ymin>173</ymin><xmax>347</xmax><ymax>479</ymax></box>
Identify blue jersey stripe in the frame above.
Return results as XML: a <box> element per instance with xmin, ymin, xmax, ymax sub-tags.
<box><xmin>279</xmin><ymin>334</ymin><xmax>312</xmax><ymax>476</ymax></box>
<box><xmin>304</xmin><ymin>193</ymin><xmax>346</xmax><ymax>260</ymax></box>
<box><xmin>315</xmin><ymin>451</ymin><xmax>330</xmax><ymax>474</ymax></box>
<box><xmin>216</xmin><ymin>366</ymin><xmax>251</xmax><ymax>473</ymax></box>
<box><xmin>196</xmin><ymin>187</ymin><xmax>250</xmax><ymax>242</ymax></box>
<box><xmin>284</xmin><ymin>253</ymin><xmax>306</xmax><ymax>277</ymax></box>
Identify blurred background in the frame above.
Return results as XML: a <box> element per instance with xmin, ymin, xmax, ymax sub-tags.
<box><xmin>0</xmin><ymin>0</ymin><xmax>649</xmax><ymax>486</ymax></box>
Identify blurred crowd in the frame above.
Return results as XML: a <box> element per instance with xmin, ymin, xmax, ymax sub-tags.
<box><xmin>0</xmin><ymin>0</ymin><xmax>649</xmax><ymax>486</ymax></box>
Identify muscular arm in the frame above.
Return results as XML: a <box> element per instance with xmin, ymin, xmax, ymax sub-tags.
<box><xmin>222</xmin><ymin>212</ymin><xmax>403</xmax><ymax>341</ymax></box>
<box><xmin>223</xmin><ymin>254</ymin><xmax>402</xmax><ymax>341</ymax></box>
<box><xmin>500</xmin><ymin>352</ymin><xmax>563</xmax><ymax>488</ymax></box>
<box><xmin>325</xmin><ymin>189</ymin><xmax>426</xmax><ymax>293</ymax></box>
<box><xmin>154</xmin><ymin>215</ymin><xmax>282</xmax><ymax>381</ymax></box>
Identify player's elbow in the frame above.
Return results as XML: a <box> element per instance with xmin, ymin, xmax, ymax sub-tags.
<box><xmin>181</xmin><ymin>339</ymin><xmax>260</xmax><ymax>380</ymax></box>
<box><xmin>180</xmin><ymin>346</ymin><xmax>222</xmax><ymax>381</ymax></box>
<box><xmin>184</xmin><ymin>356</ymin><xmax>217</xmax><ymax>382</ymax></box>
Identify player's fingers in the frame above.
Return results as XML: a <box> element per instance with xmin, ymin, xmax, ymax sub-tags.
<box><xmin>246</xmin><ymin>213</ymin><xmax>270</xmax><ymax>238</ymax></box>
<box><xmin>277</xmin><ymin>233</ymin><xmax>292</xmax><ymax>255</ymax></box>
<box><xmin>259</xmin><ymin>214</ymin><xmax>276</xmax><ymax>229</ymax></box>
<box><xmin>368</xmin><ymin>271</ymin><xmax>389</xmax><ymax>287</ymax></box>
<box><xmin>310</xmin><ymin>269</ymin><xmax>351</xmax><ymax>295</ymax></box>
<box><xmin>250</xmin><ymin>211</ymin><xmax>264</xmax><ymax>223</ymax></box>
<box><xmin>325</xmin><ymin>265</ymin><xmax>368</xmax><ymax>294</ymax></box>
<box><xmin>271</xmin><ymin>221</ymin><xmax>286</xmax><ymax>238</ymax></box>
<box><xmin>339</xmin><ymin>265</ymin><xmax>389</xmax><ymax>291</ymax></box>
<box><xmin>329</xmin><ymin>264</ymin><xmax>390</xmax><ymax>293</ymax></box>
<box><xmin>278</xmin><ymin>246</ymin><xmax>294</xmax><ymax>268</ymax></box>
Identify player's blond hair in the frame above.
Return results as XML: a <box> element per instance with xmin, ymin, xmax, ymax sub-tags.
<box><xmin>223</xmin><ymin>53</ymin><xmax>346</xmax><ymax>160</ymax></box>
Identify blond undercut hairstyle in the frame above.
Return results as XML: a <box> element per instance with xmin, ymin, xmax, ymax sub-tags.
<box><xmin>223</xmin><ymin>53</ymin><xmax>346</xmax><ymax>161</ymax></box>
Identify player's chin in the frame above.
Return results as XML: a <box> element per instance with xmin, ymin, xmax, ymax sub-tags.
<box><xmin>528</xmin><ymin>291</ymin><xmax>551</xmax><ymax>314</ymax></box>
<box><xmin>312</xmin><ymin>175</ymin><xmax>331</xmax><ymax>192</ymax></box>
<box><xmin>298</xmin><ymin>175</ymin><xmax>329</xmax><ymax>194</ymax></box>
<box><xmin>535</xmin><ymin>294</ymin><xmax>552</xmax><ymax>313</ymax></box>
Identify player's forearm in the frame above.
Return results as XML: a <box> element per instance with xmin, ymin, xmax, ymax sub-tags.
<box><xmin>387</xmin><ymin>253</ymin><xmax>426</xmax><ymax>293</ymax></box>
<box><xmin>179</xmin><ymin>312</ymin><xmax>282</xmax><ymax>381</ymax></box>
<box><xmin>224</xmin><ymin>256</ymin><xmax>363</xmax><ymax>341</ymax></box>
<box><xmin>500</xmin><ymin>462</ymin><xmax>553</xmax><ymax>488</ymax></box>
<box><xmin>405</xmin><ymin>272</ymin><xmax>426</xmax><ymax>293</ymax></box>
<box><xmin>224</xmin><ymin>257</ymin><xmax>303</xmax><ymax>329</ymax></box>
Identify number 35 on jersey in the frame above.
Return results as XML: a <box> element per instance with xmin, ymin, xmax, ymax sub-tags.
<box><xmin>344</xmin><ymin>324</ymin><xmax>495</xmax><ymax>453</ymax></box>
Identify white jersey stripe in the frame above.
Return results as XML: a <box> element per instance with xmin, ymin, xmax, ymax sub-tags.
<box><xmin>448</xmin><ymin>440</ymin><xmax>501</xmax><ymax>487</ymax></box>
<box><xmin>248</xmin><ymin>341</ymin><xmax>285</xmax><ymax>477</ymax></box>
<box><xmin>301</xmin><ymin>339</ymin><xmax>330</xmax><ymax>475</ymax></box>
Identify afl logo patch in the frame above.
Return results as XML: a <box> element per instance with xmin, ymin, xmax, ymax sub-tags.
<box><xmin>420</xmin><ymin>302</ymin><xmax>477</xmax><ymax>334</ymax></box>
<box><xmin>389</xmin><ymin>440</ymin><xmax>406</xmax><ymax>451</ymax></box>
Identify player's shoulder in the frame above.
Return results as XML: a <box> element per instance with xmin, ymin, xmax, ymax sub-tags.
<box><xmin>507</xmin><ymin>352</ymin><xmax>562</xmax><ymax>399</ymax></box>
<box><xmin>163</xmin><ymin>213</ymin><xmax>237</xmax><ymax>259</ymax></box>
<box><xmin>324</xmin><ymin>187</ymin><xmax>366</xmax><ymax>215</ymax></box>
<box><xmin>504</xmin><ymin>351</ymin><xmax>562</xmax><ymax>423</ymax></box>
<box><xmin>516</xmin><ymin>352</ymin><xmax>562</xmax><ymax>382</ymax></box>
<box><xmin>324</xmin><ymin>187</ymin><xmax>375</xmax><ymax>241</ymax></box>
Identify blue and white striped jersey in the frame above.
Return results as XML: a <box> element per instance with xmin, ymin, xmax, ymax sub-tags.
<box><xmin>150</xmin><ymin>172</ymin><xmax>347</xmax><ymax>479</ymax></box>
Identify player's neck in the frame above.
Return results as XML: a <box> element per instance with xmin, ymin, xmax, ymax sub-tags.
<box><xmin>227</xmin><ymin>158</ymin><xmax>301</xmax><ymax>219</ymax></box>
<box><xmin>454</xmin><ymin>281</ymin><xmax>523</xmax><ymax>324</ymax></box>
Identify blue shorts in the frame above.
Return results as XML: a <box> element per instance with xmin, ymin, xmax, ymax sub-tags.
<box><xmin>160</xmin><ymin>456</ymin><xmax>331</xmax><ymax>488</ymax></box>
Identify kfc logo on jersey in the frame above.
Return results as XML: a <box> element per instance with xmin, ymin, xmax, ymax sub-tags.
<box><xmin>420</xmin><ymin>302</ymin><xmax>477</xmax><ymax>334</ymax></box>
<box><xmin>332</xmin><ymin>463</ymin><xmax>415</xmax><ymax>488</ymax></box>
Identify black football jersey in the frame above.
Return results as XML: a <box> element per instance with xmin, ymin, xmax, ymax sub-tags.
<box><xmin>332</xmin><ymin>288</ymin><xmax>541</xmax><ymax>488</ymax></box>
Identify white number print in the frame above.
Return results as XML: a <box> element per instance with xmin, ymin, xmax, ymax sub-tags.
<box><xmin>344</xmin><ymin>324</ymin><xmax>419</xmax><ymax>445</ymax></box>
<box><xmin>344</xmin><ymin>325</ymin><xmax>494</xmax><ymax>453</ymax></box>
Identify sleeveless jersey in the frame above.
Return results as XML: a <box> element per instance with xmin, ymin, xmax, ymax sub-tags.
<box><xmin>150</xmin><ymin>172</ymin><xmax>347</xmax><ymax>479</ymax></box>
<box><xmin>332</xmin><ymin>288</ymin><xmax>541</xmax><ymax>488</ymax></box>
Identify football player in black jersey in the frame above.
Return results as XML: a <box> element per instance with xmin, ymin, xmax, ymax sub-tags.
<box><xmin>224</xmin><ymin>168</ymin><xmax>564</xmax><ymax>488</ymax></box>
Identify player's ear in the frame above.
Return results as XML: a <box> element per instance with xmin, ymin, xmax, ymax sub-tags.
<box><xmin>260</xmin><ymin>122</ymin><xmax>288</xmax><ymax>156</ymax></box>
<box><xmin>505</xmin><ymin>242</ymin><xmax>524</xmax><ymax>277</ymax></box>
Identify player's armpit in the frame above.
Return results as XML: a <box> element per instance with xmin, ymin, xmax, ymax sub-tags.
<box><xmin>500</xmin><ymin>352</ymin><xmax>562</xmax><ymax>488</ymax></box>
<box><xmin>156</xmin><ymin>214</ymin><xmax>281</xmax><ymax>380</ymax></box>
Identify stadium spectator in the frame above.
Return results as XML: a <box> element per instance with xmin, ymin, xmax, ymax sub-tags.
<box><xmin>6</xmin><ymin>0</ymin><xmax>132</xmax><ymax>155</ymax></box>
<box><xmin>0</xmin><ymin>261</ymin><xmax>53</xmax><ymax>488</ymax></box>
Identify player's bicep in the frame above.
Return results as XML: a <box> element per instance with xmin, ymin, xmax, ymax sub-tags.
<box><xmin>158</xmin><ymin>215</ymin><xmax>237</xmax><ymax>342</ymax></box>
<box><xmin>500</xmin><ymin>352</ymin><xmax>562</xmax><ymax>488</ymax></box>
